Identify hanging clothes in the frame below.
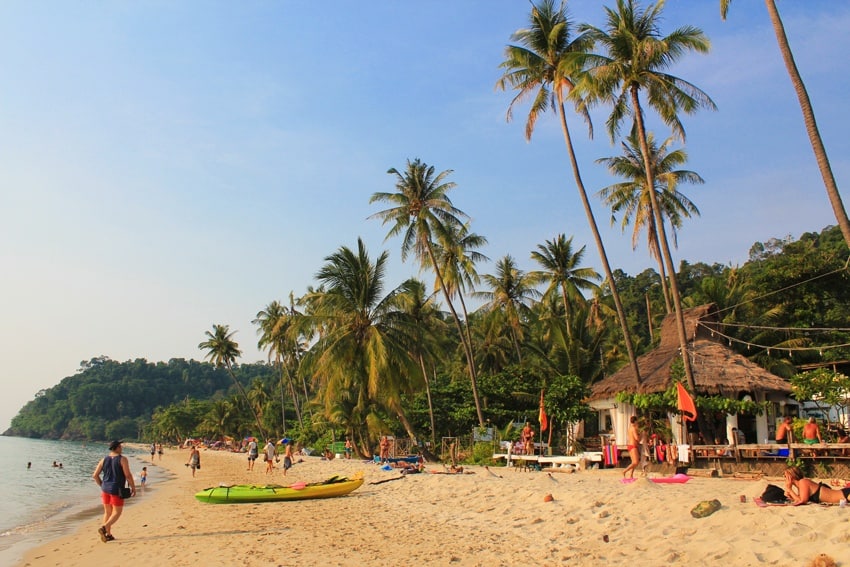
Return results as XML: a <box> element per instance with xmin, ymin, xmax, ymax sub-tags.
<box><xmin>677</xmin><ymin>444</ymin><xmax>690</xmax><ymax>464</ymax></box>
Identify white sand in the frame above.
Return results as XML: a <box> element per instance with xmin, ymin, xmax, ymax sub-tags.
<box><xmin>20</xmin><ymin>447</ymin><xmax>847</xmax><ymax>566</ymax></box>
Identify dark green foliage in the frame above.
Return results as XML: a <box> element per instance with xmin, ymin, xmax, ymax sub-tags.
<box><xmin>5</xmin><ymin>357</ymin><xmax>275</xmax><ymax>441</ymax></box>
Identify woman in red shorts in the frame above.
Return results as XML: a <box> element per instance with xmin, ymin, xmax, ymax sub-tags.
<box><xmin>92</xmin><ymin>440</ymin><xmax>136</xmax><ymax>542</ymax></box>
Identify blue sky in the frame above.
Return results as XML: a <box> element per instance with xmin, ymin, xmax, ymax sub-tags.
<box><xmin>1</xmin><ymin>1</ymin><xmax>848</xmax><ymax>431</ymax></box>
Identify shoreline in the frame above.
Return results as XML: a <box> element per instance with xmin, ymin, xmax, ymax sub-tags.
<box><xmin>20</xmin><ymin>448</ymin><xmax>846</xmax><ymax>566</ymax></box>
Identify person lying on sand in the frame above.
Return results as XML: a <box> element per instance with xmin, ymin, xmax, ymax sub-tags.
<box><xmin>784</xmin><ymin>466</ymin><xmax>850</xmax><ymax>505</ymax></box>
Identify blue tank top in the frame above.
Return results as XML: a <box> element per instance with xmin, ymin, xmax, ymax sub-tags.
<box><xmin>101</xmin><ymin>455</ymin><xmax>126</xmax><ymax>495</ymax></box>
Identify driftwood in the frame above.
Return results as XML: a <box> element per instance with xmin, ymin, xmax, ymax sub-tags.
<box><xmin>368</xmin><ymin>476</ymin><xmax>405</xmax><ymax>485</ymax></box>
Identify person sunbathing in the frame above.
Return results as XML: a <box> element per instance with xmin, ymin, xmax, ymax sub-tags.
<box><xmin>784</xmin><ymin>465</ymin><xmax>850</xmax><ymax>505</ymax></box>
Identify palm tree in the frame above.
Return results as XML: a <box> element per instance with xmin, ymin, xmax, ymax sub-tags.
<box><xmin>476</xmin><ymin>255</ymin><xmax>540</xmax><ymax>365</ymax></box>
<box><xmin>370</xmin><ymin>158</ymin><xmax>486</xmax><ymax>426</ymax></box>
<box><xmin>530</xmin><ymin>233</ymin><xmax>600</xmax><ymax>339</ymax></box>
<box><xmin>430</xmin><ymin>222</ymin><xmax>488</xmax><ymax>381</ymax></box>
<box><xmin>597</xmin><ymin>131</ymin><xmax>703</xmax><ymax>314</ymax></box>
<box><xmin>395</xmin><ymin>278</ymin><xmax>446</xmax><ymax>449</ymax></box>
<box><xmin>253</xmin><ymin>300</ymin><xmax>304</xmax><ymax>430</ymax></box>
<box><xmin>496</xmin><ymin>0</ymin><xmax>643</xmax><ymax>384</ymax></box>
<box><xmin>579</xmin><ymin>0</ymin><xmax>716</xmax><ymax>392</ymax></box>
<box><xmin>198</xmin><ymin>324</ymin><xmax>267</xmax><ymax>440</ymax></box>
<box><xmin>720</xmin><ymin>0</ymin><xmax>850</xmax><ymax>248</ymax></box>
<box><xmin>307</xmin><ymin>238</ymin><xmax>422</xmax><ymax>446</ymax></box>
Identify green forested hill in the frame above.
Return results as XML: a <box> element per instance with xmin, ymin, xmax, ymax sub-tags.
<box><xmin>4</xmin><ymin>356</ymin><xmax>274</xmax><ymax>441</ymax></box>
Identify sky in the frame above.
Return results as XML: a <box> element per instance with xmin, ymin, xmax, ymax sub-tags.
<box><xmin>1</xmin><ymin>1</ymin><xmax>848</xmax><ymax>432</ymax></box>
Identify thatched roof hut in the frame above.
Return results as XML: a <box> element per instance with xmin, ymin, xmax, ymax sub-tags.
<box><xmin>589</xmin><ymin>303</ymin><xmax>791</xmax><ymax>400</ymax></box>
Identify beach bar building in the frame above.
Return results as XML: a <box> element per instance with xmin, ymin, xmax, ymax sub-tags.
<box><xmin>586</xmin><ymin>304</ymin><xmax>794</xmax><ymax>451</ymax></box>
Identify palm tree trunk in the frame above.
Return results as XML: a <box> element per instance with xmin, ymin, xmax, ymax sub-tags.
<box><xmin>425</xmin><ymin>243</ymin><xmax>486</xmax><ymax>426</ymax></box>
<box><xmin>649</xmin><ymin>221</ymin><xmax>673</xmax><ymax>314</ymax></box>
<box><xmin>277</xmin><ymin>353</ymin><xmax>287</xmax><ymax>434</ymax></box>
<box><xmin>419</xmin><ymin>355</ymin><xmax>437</xmax><ymax>449</ymax></box>
<box><xmin>225</xmin><ymin>361</ymin><xmax>267</xmax><ymax>441</ymax></box>
<box><xmin>556</xmin><ymin>93</ymin><xmax>643</xmax><ymax>385</ymax></box>
<box><xmin>560</xmin><ymin>286</ymin><xmax>574</xmax><ymax>340</ymax></box>
<box><xmin>281</xmin><ymin>358</ymin><xmax>304</xmax><ymax>427</ymax></box>
<box><xmin>765</xmin><ymin>0</ymin><xmax>850</xmax><ymax>248</ymax></box>
<box><xmin>630</xmin><ymin>86</ymin><xmax>697</xmax><ymax>393</ymax></box>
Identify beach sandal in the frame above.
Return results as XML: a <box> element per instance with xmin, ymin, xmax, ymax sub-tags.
<box><xmin>98</xmin><ymin>526</ymin><xmax>108</xmax><ymax>542</ymax></box>
<box><xmin>105</xmin><ymin>534</ymin><xmax>115</xmax><ymax>542</ymax></box>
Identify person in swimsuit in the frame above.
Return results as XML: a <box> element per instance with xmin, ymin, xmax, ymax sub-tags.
<box><xmin>140</xmin><ymin>466</ymin><xmax>147</xmax><ymax>490</ymax></box>
<box><xmin>784</xmin><ymin>465</ymin><xmax>850</xmax><ymax>505</ymax></box>
<box><xmin>803</xmin><ymin>417</ymin><xmax>823</xmax><ymax>444</ymax></box>
<box><xmin>775</xmin><ymin>416</ymin><xmax>793</xmax><ymax>444</ymax></box>
<box><xmin>283</xmin><ymin>441</ymin><xmax>293</xmax><ymax>476</ymax></box>
<box><xmin>623</xmin><ymin>416</ymin><xmax>641</xmax><ymax>479</ymax></box>
<box><xmin>150</xmin><ymin>442</ymin><xmax>156</xmax><ymax>462</ymax></box>
<box><xmin>186</xmin><ymin>445</ymin><xmax>200</xmax><ymax>477</ymax></box>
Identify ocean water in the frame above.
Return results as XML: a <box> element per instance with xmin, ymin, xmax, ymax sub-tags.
<box><xmin>0</xmin><ymin>437</ymin><xmax>163</xmax><ymax>565</ymax></box>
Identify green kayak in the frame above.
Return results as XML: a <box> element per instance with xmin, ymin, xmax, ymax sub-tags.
<box><xmin>194</xmin><ymin>473</ymin><xmax>364</xmax><ymax>504</ymax></box>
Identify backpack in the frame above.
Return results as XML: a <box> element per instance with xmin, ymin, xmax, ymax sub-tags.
<box><xmin>761</xmin><ymin>484</ymin><xmax>790</xmax><ymax>504</ymax></box>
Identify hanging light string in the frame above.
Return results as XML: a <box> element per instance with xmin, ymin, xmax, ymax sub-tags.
<box><xmin>697</xmin><ymin>321</ymin><xmax>850</xmax><ymax>354</ymax></box>
<box><xmin>715</xmin><ymin>322</ymin><xmax>850</xmax><ymax>333</ymax></box>
<box><xmin>712</xmin><ymin>254</ymin><xmax>850</xmax><ymax>317</ymax></box>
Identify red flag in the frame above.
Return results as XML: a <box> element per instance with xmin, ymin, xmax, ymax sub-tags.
<box><xmin>538</xmin><ymin>390</ymin><xmax>548</xmax><ymax>432</ymax></box>
<box><xmin>676</xmin><ymin>382</ymin><xmax>697</xmax><ymax>422</ymax></box>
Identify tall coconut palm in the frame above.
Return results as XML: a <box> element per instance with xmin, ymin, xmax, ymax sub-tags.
<box><xmin>430</xmin><ymin>222</ymin><xmax>488</xmax><ymax>380</ymax></box>
<box><xmin>530</xmin><ymin>234</ymin><xmax>600</xmax><ymax>339</ymax></box>
<box><xmin>579</xmin><ymin>0</ymin><xmax>716</xmax><ymax>392</ymax></box>
<box><xmin>496</xmin><ymin>0</ymin><xmax>642</xmax><ymax>383</ymax></box>
<box><xmin>475</xmin><ymin>255</ymin><xmax>540</xmax><ymax>365</ymax></box>
<box><xmin>198</xmin><ymin>324</ymin><xmax>267</xmax><ymax>440</ymax></box>
<box><xmin>721</xmin><ymin>0</ymin><xmax>850</xmax><ymax>248</ymax></box>
<box><xmin>395</xmin><ymin>278</ymin><xmax>446</xmax><ymax>449</ymax></box>
<box><xmin>253</xmin><ymin>300</ymin><xmax>304</xmax><ymax>429</ymax></box>
<box><xmin>308</xmin><ymin>238</ymin><xmax>422</xmax><ymax>445</ymax></box>
<box><xmin>597</xmin><ymin>131</ymin><xmax>703</xmax><ymax>315</ymax></box>
<box><xmin>370</xmin><ymin>158</ymin><xmax>486</xmax><ymax>426</ymax></box>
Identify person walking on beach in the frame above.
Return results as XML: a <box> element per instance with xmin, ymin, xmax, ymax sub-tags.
<box><xmin>264</xmin><ymin>439</ymin><xmax>276</xmax><ymax>473</ymax></box>
<box><xmin>344</xmin><ymin>438</ymin><xmax>353</xmax><ymax>459</ymax></box>
<box><xmin>140</xmin><ymin>466</ymin><xmax>148</xmax><ymax>490</ymax></box>
<box><xmin>150</xmin><ymin>442</ymin><xmax>156</xmax><ymax>462</ymax></box>
<box><xmin>157</xmin><ymin>443</ymin><xmax>163</xmax><ymax>461</ymax></box>
<box><xmin>623</xmin><ymin>416</ymin><xmax>641</xmax><ymax>479</ymax></box>
<box><xmin>283</xmin><ymin>441</ymin><xmax>294</xmax><ymax>476</ymax></box>
<box><xmin>247</xmin><ymin>438</ymin><xmax>259</xmax><ymax>471</ymax></box>
<box><xmin>187</xmin><ymin>445</ymin><xmax>200</xmax><ymax>477</ymax></box>
<box><xmin>92</xmin><ymin>440</ymin><xmax>136</xmax><ymax>542</ymax></box>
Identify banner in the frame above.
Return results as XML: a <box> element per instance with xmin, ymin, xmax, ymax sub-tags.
<box><xmin>538</xmin><ymin>390</ymin><xmax>548</xmax><ymax>432</ymax></box>
<box><xmin>676</xmin><ymin>382</ymin><xmax>697</xmax><ymax>422</ymax></box>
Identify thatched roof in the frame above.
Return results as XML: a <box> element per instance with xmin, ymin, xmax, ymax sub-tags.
<box><xmin>589</xmin><ymin>303</ymin><xmax>791</xmax><ymax>400</ymax></box>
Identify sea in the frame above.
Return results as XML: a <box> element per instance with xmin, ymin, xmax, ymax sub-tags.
<box><xmin>0</xmin><ymin>436</ymin><xmax>168</xmax><ymax>566</ymax></box>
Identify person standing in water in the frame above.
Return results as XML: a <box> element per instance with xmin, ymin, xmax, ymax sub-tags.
<box><xmin>92</xmin><ymin>440</ymin><xmax>135</xmax><ymax>542</ymax></box>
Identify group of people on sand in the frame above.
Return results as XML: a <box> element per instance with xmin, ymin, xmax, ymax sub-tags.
<box><xmin>149</xmin><ymin>442</ymin><xmax>164</xmax><ymax>461</ymax></box>
<box><xmin>245</xmin><ymin>438</ymin><xmax>295</xmax><ymax>475</ymax></box>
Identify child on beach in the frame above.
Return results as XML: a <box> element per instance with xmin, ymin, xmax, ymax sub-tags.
<box><xmin>140</xmin><ymin>467</ymin><xmax>147</xmax><ymax>490</ymax></box>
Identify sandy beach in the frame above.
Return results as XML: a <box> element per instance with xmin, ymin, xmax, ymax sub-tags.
<box><xmin>20</xmin><ymin>447</ymin><xmax>846</xmax><ymax>567</ymax></box>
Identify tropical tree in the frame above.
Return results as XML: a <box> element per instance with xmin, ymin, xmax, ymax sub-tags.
<box><xmin>476</xmin><ymin>255</ymin><xmax>540</xmax><ymax>365</ymax></box>
<box><xmin>198</xmin><ymin>324</ymin><xmax>267</xmax><ymax>441</ymax></box>
<box><xmin>496</xmin><ymin>0</ymin><xmax>643</xmax><ymax>384</ymax></box>
<box><xmin>253</xmin><ymin>300</ymin><xmax>304</xmax><ymax>430</ymax></box>
<box><xmin>306</xmin><ymin>238</ymin><xmax>421</xmax><ymax>447</ymax></box>
<box><xmin>430</xmin><ymin>221</ymin><xmax>489</xmax><ymax>384</ymax></box>
<box><xmin>395</xmin><ymin>278</ymin><xmax>447</xmax><ymax>448</ymax></box>
<box><xmin>597</xmin><ymin>130</ymin><xmax>703</xmax><ymax>314</ymax></box>
<box><xmin>370</xmin><ymin>158</ymin><xmax>486</xmax><ymax>426</ymax></box>
<box><xmin>721</xmin><ymin>0</ymin><xmax>850</xmax><ymax>248</ymax></box>
<box><xmin>579</xmin><ymin>0</ymin><xmax>716</xmax><ymax>391</ymax></box>
<box><xmin>530</xmin><ymin>233</ymin><xmax>600</xmax><ymax>339</ymax></box>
